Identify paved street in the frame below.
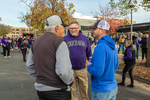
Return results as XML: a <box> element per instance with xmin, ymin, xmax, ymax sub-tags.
<box><xmin>0</xmin><ymin>49</ymin><xmax>38</xmax><ymax>100</ymax></box>
<box><xmin>0</xmin><ymin>49</ymin><xmax>150</xmax><ymax>100</ymax></box>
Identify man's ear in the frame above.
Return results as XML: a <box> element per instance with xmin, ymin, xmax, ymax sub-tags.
<box><xmin>55</xmin><ymin>25</ymin><xmax>59</xmax><ymax>32</ymax></box>
<box><xmin>79</xmin><ymin>26</ymin><xmax>81</xmax><ymax>30</ymax></box>
<box><xmin>102</xmin><ymin>29</ymin><xmax>105</xmax><ymax>33</ymax></box>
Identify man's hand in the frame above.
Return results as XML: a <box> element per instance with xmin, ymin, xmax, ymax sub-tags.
<box><xmin>86</xmin><ymin>61</ymin><xmax>92</xmax><ymax>67</ymax></box>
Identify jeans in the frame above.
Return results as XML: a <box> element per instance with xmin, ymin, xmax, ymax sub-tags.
<box><xmin>136</xmin><ymin>44</ymin><xmax>141</xmax><ymax>59</ymax></box>
<box><xmin>92</xmin><ymin>87</ymin><xmax>118</xmax><ymax>100</ymax></box>
<box><xmin>0</xmin><ymin>46</ymin><xmax>3</xmax><ymax>53</ymax></box>
<box><xmin>22</xmin><ymin>50</ymin><xmax>27</xmax><ymax>61</ymax></box>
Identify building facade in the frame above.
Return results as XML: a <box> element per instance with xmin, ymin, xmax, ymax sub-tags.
<box><xmin>6</xmin><ymin>26</ymin><xmax>35</xmax><ymax>38</ymax></box>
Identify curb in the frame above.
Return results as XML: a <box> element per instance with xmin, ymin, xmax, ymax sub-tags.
<box><xmin>116</xmin><ymin>71</ymin><xmax>150</xmax><ymax>85</ymax></box>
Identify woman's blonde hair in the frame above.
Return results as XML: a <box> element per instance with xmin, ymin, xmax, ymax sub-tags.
<box><xmin>126</xmin><ymin>40</ymin><xmax>133</xmax><ymax>46</ymax></box>
<box><xmin>145</xmin><ymin>34</ymin><xmax>148</xmax><ymax>38</ymax></box>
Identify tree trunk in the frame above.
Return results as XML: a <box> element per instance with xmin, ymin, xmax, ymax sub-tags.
<box><xmin>34</xmin><ymin>30</ymin><xmax>37</xmax><ymax>38</ymax></box>
<box><xmin>146</xmin><ymin>23</ymin><xmax>150</xmax><ymax>67</ymax></box>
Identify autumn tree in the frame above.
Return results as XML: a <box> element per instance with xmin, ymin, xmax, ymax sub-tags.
<box><xmin>109</xmin><ymin>0</ymin><xmax>150</xmax><ymax>67</ymax></box>
<box><xmin>0</xmin><ymin>24</ymin><xmax>11</xmax><ymax>36</ymax></box>
<box><xmin>91</xmin><ymin>4</ymin><xmax>124</xmax><ymax>34</ymax></box>
<box><xmin>0</xmin><ymin>17</ymin><xmax>11</xmax><ymax>36</ymax></box>
<box><xmin>19</xmin><ymin>0</ymin><xmax>75</xmax><ymax>34</ymax></box>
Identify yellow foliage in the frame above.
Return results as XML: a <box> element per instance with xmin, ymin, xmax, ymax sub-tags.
<box><xmin>21</xmin><ymin>0</ymin><xmax>75</xmax><ymax>33</ymax></box>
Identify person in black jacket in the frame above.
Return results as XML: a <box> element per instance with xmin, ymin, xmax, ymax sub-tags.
<box><xmin>141</xmin><ymin>34</ymin><xmax>148</xmax><ymax>61</ymax></box>
<box><xmin>118</xmin><ymin>40</ymin><xmax>136</xmax><ymax>88</ymax></box>
<box><xmin>20</xmin><ymin>39</ymin><xmax>29</xmax><ymax>62</ymax></box>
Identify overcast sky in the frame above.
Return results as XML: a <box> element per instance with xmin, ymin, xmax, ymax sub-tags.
<box><xmin>0</xmin><ymin>0</ymin><xmax>150</xmax><ymax>28</ymax></box>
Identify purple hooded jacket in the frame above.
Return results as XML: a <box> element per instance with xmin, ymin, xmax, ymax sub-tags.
<box><xmin>63</xmin><ymin>30</ymin><xmax>92</xmax><ymax>70</ymax></box>
<box><xmin>29</xmin><ymin>40</ymin><xmax>34</xmax><ymax>46</ymax></box>
<box><xmin>1</xmin><ymin>38</ymin><xmax>9</xmax><ymax>46</ymax></box>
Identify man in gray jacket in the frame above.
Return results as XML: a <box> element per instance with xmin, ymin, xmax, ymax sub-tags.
<box><xmin>26</xmin><ymin>15</ymin><xmax>74</xmax><ymax>100</ymax></box>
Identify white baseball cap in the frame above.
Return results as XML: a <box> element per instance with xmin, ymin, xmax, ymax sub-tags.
<box><xmin>89</xmin><ymin>20</ymin><xmax>110</xmax><ymax>30</ymax></box>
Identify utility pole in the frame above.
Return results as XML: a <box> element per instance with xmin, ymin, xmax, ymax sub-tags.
<box><xmin>127</xmin><ymin>0</ymin><xmax>134</xmax><ymax>41</ymax></box>
<box><xmin>130</xmin><ymin>5</ymin><xmax>133</xmax><ymax>41</ymax></box>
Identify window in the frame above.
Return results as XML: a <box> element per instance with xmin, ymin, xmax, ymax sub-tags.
<box><xmin>16</xmin><ymin>32</ymin><xmax>19</xmax><ymax>34</ymax></box>
<box><xmin>22</xmin><ymin>29</ymin><xmax>25</xmax><ymax>31</ymax></box>
<box><xmin>12</xmin><ymin>29</ymin><xmax>15</xmax><ymax>31</ymax></box>
<box><xmin>14</xmin><ymin>35</ymin><xmax>15</xmax><ymax>37</ymax></box>
<box><xmin>12</xmin><ymin>32</ymin><xmax>15</xmax><ymax>34</ymax></box>
<box><xmin>16</xmin><ymin>29</ymin><xmax>19</xmax><ymax>31</ymax></box>
<box><xmin>12</xmin><ymin>35</ymin><xmax>13</xmax><ymax>37</ymax></box>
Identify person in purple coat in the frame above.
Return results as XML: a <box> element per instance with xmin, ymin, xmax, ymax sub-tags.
<box><xmin>29</xmin><ymin>37</ymin><xmax>34</xmax><ymax>47</ymax></box>
<box><xmin>118</xmin><ymin>40</ymin><xmax>136</xmax><ymax>88</ymax></box>
<box><xmin>1</xmin><ymin>35</ymin><xmax>10</xmax><ymax>58</ymax></box>
<box><xmin>63</xmin><ymin>20</ymin><xmax>92</xmax><ymax>100</ymax></box>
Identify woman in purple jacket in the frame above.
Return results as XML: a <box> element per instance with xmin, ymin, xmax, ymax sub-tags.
<box><xmin>118</xmin><ymin>40</ymin><xmax>136</xmax><ymax>88</ymax></box>
<box><xmin>1</xmin><ymin>35</ymin><xmax>10</xmax><ymax>58</ymax></box>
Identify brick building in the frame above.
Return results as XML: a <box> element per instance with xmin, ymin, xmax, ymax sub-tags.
<box><xmin>6</xmin><ymin>26</ymin><xmax>35</xmax><ymax>38</ymax></box>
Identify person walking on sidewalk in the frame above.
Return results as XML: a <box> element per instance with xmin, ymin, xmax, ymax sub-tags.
<box><xmin>136</xmin><ymin>33</ymin><xmax>143</xmax><ymax>59</ymax></box>
<box><xmin>87</xmin><ymin>20</ymin><xmax>119</xmax><ymax>100</ymax></box>
<box><xmin>26</xmin><ymin>15</ymin><xmax>74</xmax><ymax>100</ymax></box>
<box><xmin>18</xmin><ymin>37</ymin><xmax>22</xmax><ymax>52</ymax></box>
<box><xmin>11</xmin><ymin>37</ymin><xmax>14</xmax><ymax>50</ymax></box>
<box><xmin>141</xmin><ymin>34</ymin><xmax>148</xmax><ymax>61</ymax></box>
<box><xmin>20</xmin><ymin>39</ymin><xmax>29</xmax><ymax>62</ymax></box>
<box><xmin>118</xmin><ymin>40</ymin><xmax>136</xmax><ymax>88</ymax></box>
<box><xmin>0</xmin><ymin>37</ymin><xmax>3</xmax><ymax>54</ymax></box>
<box><xmin>1</xmin><ymin>35</ymin><xmax>10</xmax><ymax>58</ymax></box>
<box><xmin>63</xmin><ymin>20</ymin><xmax>92</xmax><ymax>100</ymax></box>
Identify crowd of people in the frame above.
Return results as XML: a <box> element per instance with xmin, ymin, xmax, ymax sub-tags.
<box><xmin>0</xmin><ymin>15</ymin><xmax>149</xmax><ymax>100</ymax></box>
<box><xmin>113</xmin><ymin>33</ymin><xmax>148</xmax><ymax>61</ymax></box>
<box><xmin>0</xmin><ymin>35</ymin><xmax>34</xmax><ymax>62</ymax></box>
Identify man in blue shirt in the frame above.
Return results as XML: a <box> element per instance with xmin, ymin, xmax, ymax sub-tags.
<box><xmin>87</xmin><ymin>20</ymin><xmax>119</xmax><ymax>100</ymax></box>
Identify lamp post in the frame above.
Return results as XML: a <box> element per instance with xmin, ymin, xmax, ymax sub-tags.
<box><xmin>130</xmin><ymin>5</ymin><xmax>133</xmax><ymax>41</ymax></box>
<box><xmin>127</xmin><ymin>0</ymin><xmax>133</xmax><ymax>41</ymax></box>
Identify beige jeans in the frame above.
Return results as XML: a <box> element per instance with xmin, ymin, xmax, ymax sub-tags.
<box><xmin>71</xmin><ymin>68</ymin><xmax>89</xmax><ymax>100</ymax></box>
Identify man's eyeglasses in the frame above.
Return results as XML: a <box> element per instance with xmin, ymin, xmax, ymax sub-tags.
<box><xmin>69</xmin><ymin>27</ymin><xmax>79</xmax><ymax>30</ymax></box>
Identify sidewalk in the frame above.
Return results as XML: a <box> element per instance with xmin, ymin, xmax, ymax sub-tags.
<box><xmin>0</xmin><ymin>49</ymin><xmax>150</xmax><ymax>100</ymax></box>
<box><xmin>115</xmin><ymin>74</ymin><xmax>150</xmax><ymax>100</ymax></box>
